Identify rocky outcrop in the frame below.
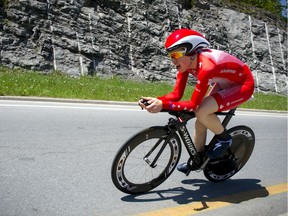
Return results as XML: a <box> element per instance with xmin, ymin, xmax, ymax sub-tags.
<box><xmin>0</xmin><ymin>0</ymin><xmax>287</xmax><ymax>94</ymax></box>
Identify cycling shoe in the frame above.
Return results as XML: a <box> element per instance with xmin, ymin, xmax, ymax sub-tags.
<box><xmin>207</xmin><ymin>138</ymin><xmax>232</xmax><ymax>159</ymax></box>
<box><xmin>177</xmin><ymin>151</ymin><xmax>206</xmax><ymax>174</ymax></box>
<box><xmin>177</xmin><ymin>163</ymin><xmax>190</xmax><ymax>174</ymax></box>
<box><xmin>177</xmin><ymin>161</ymin><xmax>198</xmax><ymax>174</ymax></box>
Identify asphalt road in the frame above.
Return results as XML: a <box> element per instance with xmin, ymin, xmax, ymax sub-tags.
<box><xmin>0</xmin><ymin>99</ymin><xmax>287</xmax><ymax>216</ymax></box>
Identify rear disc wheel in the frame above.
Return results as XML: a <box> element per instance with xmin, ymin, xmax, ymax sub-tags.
<box><xmin>204</xmin><ymin>125</ymin><xmax>255</xmax><ymax>182</ymax></box>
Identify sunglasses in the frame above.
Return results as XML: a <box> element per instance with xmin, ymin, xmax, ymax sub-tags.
<box><xmin>168</xmin><ymin>50</ymin><xmax>186</xmax><ymax>59</ymax></box>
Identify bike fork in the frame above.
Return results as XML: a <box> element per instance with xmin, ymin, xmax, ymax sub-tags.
<box><xmin>143</xmin><ymin>132</ymin><xmax>175</xmax><ymax>168</ymax></box>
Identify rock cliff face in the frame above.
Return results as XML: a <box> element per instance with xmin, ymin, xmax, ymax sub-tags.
<box><xmin>0</xmin><ymin>0</ymin><xmax>287</xmax><ymax>94</ymax></box>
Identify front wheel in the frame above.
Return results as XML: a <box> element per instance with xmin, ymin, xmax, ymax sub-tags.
<box><xmin>111</xmin><ymin>126</ymin><xmax>181</xmax><ymax>194</ymax></box>
<box><xmin>204</xmin><ymin>125</ymin><xmax>255</xmax><ymax>182</ymax></box>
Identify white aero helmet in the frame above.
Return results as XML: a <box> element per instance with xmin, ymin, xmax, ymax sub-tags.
<box><xmin>165</xmin><ymin>28</ymin><xmax>209</xmax><ymax>55</ymax></box>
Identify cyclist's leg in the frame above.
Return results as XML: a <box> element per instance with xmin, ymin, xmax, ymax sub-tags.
<box><xmin>193</xmin><ymin>83</ymin><xmax>221</xmax><ymax>152</ymax></box>
<box><xmin>178</xmin><ymin>95</ymin><xmax>228</xmax><ymax>173</ymax></box>
<box><xmin>178</xmin><ymin>83</ymin><xmax>253</xmax><ymax>172</ymax></box>
<box><xmin>195</xmin><ymin>96</ymin><xmax>232</xmax><ymax>158</ymax></box>
<box><xmin>194</xmin><ymin>96</ymin><xmax>224</xmax><ymax>135</ymax></box>
<box><xmin>177</xmin><ymin>95</ymin><xmax>225</xmax><ymax>173</ymax></box>
<box><xmin>205</xmin><ymin>84</ymin><xmax>253</xmax><ymax>158</ymax></box>
<box><xmin>193</xmin><ymin>119</ymin><xmax>207</xmax><ymax>152</ymax></box>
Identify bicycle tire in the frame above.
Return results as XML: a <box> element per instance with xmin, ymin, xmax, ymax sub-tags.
<box><xmin>111</xmin><ymin>126</ymin><xmax>181</xmax><ymax>194</ymax></box>
<box><xmin>204</xmin><ymin>125</ymin><xmax>255</xmax><ymax>182</ymax></box>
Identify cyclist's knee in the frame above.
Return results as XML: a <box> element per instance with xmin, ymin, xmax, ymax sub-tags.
<box><xmin>195</xmin><ymin>97</ymin><xmax>218</xmax><ymax>119</ymax></box>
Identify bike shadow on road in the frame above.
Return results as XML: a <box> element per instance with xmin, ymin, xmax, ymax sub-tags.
<box><xmin>121</xmin><ymin>178</ymin><xmax>269</xmax><ymax>207</ymax></box>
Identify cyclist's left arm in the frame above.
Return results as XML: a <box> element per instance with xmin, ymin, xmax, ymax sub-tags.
<box><xmin>158</xmin><ymin>68</ymin><xmax>210</xmax><ymax>112</ymax></box>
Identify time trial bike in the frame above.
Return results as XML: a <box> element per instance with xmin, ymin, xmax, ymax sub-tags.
<box><xmin>111</xmin><ymin>107</ymin><xmax>255</xmax><ymax>194</ymax></box>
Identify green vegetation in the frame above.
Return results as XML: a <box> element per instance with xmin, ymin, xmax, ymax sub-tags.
<box><xmin>221</xmin><ymin>0</ymin><xmax>286</xmax><ymax>20</ymax></box>
<box><xmin>1</xmin><ymin>0</ymin><xmax>9</xmax><ymax>8</ymax></box>
<box><xmin>0</xmin><ymin>67</ymin><xmax>287</xmax><ymax>111</ymax></box>
<box><xmin>188</xmin><ymin>0</ymin><xmax>286</xmax><ymax>21</ymax></box>
<box><xmin>226</xmin><ymin>0</ymin><xmax>283</xmax><ymax>15</ymax></box>
<box><xmin>0</xmin><ymin>67</ymin><xmax>187</xmax><ymax>102</ymax></box>
<box><xmin>239</xmin><ymin>93</ymin><xmax>287</xmax><ymax>111</ymax></box>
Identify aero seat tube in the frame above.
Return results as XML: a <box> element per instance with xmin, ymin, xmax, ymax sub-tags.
<box><xmin>221</xmin><ymin>108</ymin><xmax>237</xmax><ymax>128</ymax></box>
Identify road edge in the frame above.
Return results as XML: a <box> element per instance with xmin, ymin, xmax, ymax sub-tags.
<box><xmin>0</xmin><ymin>96</ymin><xmax>287</xmax><ymax>113</ymax></box>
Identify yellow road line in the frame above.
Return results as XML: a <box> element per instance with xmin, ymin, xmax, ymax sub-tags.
<box><xmin>135</xmin><ymin>182</ymin><xmax>288</xmax><ymax>216</ymax></box>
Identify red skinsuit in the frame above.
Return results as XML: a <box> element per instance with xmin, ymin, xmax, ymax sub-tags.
<box><xmin>158</xmin><ymin>49</ymin><xmax>255</xmax><ymax>112</ymax></box>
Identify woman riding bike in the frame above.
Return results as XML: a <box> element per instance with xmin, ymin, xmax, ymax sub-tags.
<box><xmin>139</xmin><ymin>28</ymin><xmax>254</xmax><ymax>174</ymax></box>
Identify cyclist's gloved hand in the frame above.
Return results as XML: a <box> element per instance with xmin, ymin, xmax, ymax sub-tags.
<box><xmin>139</xmin><ymin>97</ymin><xmax>162</xmax><ymax>113</ymax></box>
<box><xmin>138</xmin><ymin>97</ymin><xmax>150</xmax><ymax>110</ymax></box>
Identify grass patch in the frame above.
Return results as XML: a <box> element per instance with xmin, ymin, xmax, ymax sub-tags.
<box><xmin>0</xmin><ymin>67</ymin><xmax>190</xmax><ymax>101</ymax></box>
<box><xmin>0</xmin><ymin>66</ymin><xmax>287</xmax><ymax>111</ymax></box>
<box><xmin>240</xmin><ymin>93</ymin><xmax>287</xmax><ymax>111</ymax></box>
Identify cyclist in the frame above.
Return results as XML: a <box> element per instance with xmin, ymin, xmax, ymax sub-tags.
<box><xmin>139</xmin><ymin>28</ymin><xmax>254</xmax><ymax>174</ymax></box>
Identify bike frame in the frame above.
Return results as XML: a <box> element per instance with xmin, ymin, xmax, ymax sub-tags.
<box><xmin>174</xmin><ymin>108</ymin><xmax>237</xmax><ymax>168</ymax></box>
<box><xmin>143</xmin><ymin>108</ymin><xmax>237</xmax><ymax>169</ymax></box>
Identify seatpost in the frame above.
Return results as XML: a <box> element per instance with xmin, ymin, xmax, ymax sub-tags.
<box><xmin>221</xmin><ymin>108</ymin><xmax>237</xmax><ymax>128</ymax></box>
